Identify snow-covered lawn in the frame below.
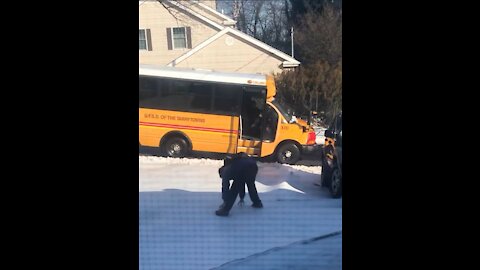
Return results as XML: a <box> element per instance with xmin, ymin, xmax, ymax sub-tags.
<box><xmin>139</xmin><ymin>156</ymin><xmax>342</xmax><ymax>270</ymax></box>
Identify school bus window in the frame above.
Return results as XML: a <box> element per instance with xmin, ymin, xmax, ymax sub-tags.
<box><xmin>263</xmin><ymin>104</ymin><xmax>278</xmax><ymax>141</ymax></box>
<box><xmin>271</xmin><ymin>99</ymin><xmax>293</xmax><ymax>122</ymax></box>
<box><xmin>171</xmin><ymin>80</ymin><xmax>190</xmax><ymax>95</ymax></box>
<box><xmin>190</xmin><ymin>82</ymin><xmax>213</xmax><ymax>112</ymax></box>
<box><xmin>139</xmin><ymin>76</ymin><xmax>160</xmax><ymax>108</ymax></box>
<box><xmin>212</xmin><ymin>84</ymin><xmax>242</xmax><ymax>115</ymax></box>
<box><xmin>164</xmin><ymin>80</ymin><xmax>192</xmax><ymax>111</ymax></box>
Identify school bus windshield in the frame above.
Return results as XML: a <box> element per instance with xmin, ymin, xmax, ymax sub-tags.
<box><xmin>271</xmin><ymin>99</ymin><xmax>294</xmax><ymax>123</ymax></box>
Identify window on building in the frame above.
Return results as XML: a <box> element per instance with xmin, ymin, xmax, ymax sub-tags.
<box><xmin>166</xmin><ymin>27</ymin><xmax>192</xmax><ymax>50</ymax></box>
<box><xmin>139</xmin><ymin>29</ymin><xmax>152</xmax><ymax>51</ymax></box>
<box><xmin>172</xmin><ymin>27</ymin><xmax>186</xmax><ymax>49</ymax></box>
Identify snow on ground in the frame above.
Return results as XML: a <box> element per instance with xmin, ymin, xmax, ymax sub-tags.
<box><xmin>314</xmin><ymin>126</ymin><xmax>327</xmax><ymax>145</ymax></box>
<box><xmin>139</xmin><ymin>156</ymin><xmax>341</xmax><ymax>270</ymax></box>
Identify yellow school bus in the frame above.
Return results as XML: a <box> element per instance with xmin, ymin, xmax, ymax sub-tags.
<box><xmin>139</xmin><ymin>65</ymin><xmax>317</xmax><ymax>164</ymax></box>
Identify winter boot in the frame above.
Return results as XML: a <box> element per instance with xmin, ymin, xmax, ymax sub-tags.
<box><xmin>215</xmin><ymin>208</ymin><xmax>229</xmax><ymax>216</ymax></box>
<box><xmin>251</xmin><ymin>202</ymin><xmax>263</xmax><ymax>208</ymax></box>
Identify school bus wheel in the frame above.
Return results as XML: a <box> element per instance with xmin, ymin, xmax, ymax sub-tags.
<box><xmin>276</xmin><ymin>143</ymin><xmax>300</xmax><ymax>164</ymax></box>
<box><xmin>163</xmin><ymin>137</ymin><xmax>189</xmax><ymax>158</ymax></box>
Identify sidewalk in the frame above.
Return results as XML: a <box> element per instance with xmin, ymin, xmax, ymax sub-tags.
<box><xmin>212</xmin><ymin>232</ymin><xmax>342</xmax><ymax>270</ymax></box>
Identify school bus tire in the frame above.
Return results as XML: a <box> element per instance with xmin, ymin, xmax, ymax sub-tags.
<box><xmin>163</xmin><ymin>137</ymin><xmax>189</xmax><ymax>158</ymax></box>
<box><xmin>276</xmin><ymin>143</ymin><xmax>301</xmax><ymax>164</ymax></box>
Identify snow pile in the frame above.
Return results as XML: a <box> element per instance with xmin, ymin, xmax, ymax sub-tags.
<box><xmin>139</xmin><ymin>155</ymin><xmax>223</xmax><ymax>166</ymax></box>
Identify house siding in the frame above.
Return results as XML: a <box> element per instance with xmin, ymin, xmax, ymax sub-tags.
<box><xmin>139</xmin><ymin>0</ymin><xmax>296</xmax><ymax>74</ymax></box>
<box><xmin>187</xmin><ymin>2</ymin><xmax>225</xmax><ymax>26</ymax></box>
<box><xmin>175</xmin><ymin>33</ymin><xmax>284</xmax><ymax>75</ymax></box>
<box><xmin>139</xmin><ymin>1</ymin><xmax>218</xmax><ymax>65</ymax></box>
<box><xmin>200</xmin><ymin>0</ymin><xmax>217</xmax><ymax>10</ymax></box>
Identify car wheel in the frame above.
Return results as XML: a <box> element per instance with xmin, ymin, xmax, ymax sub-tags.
<box><xmin>320</xmin><ymin>145</ymin><xmax>334</xmax><ymax>187</ymax></box>
<box><xmin>329</xmin><ymin>167</ymin><xmax>342</xmax><ymax>198</ymax></box>
<box><xmin>320</xmin><ymin>159</ymin><xmax>331</xmax><ymax>187</ymax></box>
<box><xmin>276</xmin><ymin>143</ymin><xmax>300</xmax><ymax>164</ymax></box>
<box><xmin>164</xmin><ymin>137</ymin><xmax>188</xmax><ymax>158</ymax></box>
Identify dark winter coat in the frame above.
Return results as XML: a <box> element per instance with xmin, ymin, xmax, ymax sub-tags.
<box><xmin>218</xmin><ymin>154</ymin><xmax>253</xmax><ymax>200</ymax></box>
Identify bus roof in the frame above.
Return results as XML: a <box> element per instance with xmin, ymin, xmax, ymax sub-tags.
<box><xmin>139</xmin><ymin>65</ymin><xmax>267</xmax><ymax>86</ymax></box>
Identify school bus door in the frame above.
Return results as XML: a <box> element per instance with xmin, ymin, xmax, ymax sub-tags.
<box><xmin>237</xmin><ymin>88</ymin><xmax>265</xmax><ymax>156</ymax></box>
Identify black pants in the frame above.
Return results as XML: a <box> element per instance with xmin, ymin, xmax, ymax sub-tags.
<box><xmin>222</xmin><ymin>168</ymin><xmax>261</xmax><ymax>212</ymax></box>
<box><xmin>222</xmin><ymin>179</ymin><xmax>246</xmax><ymax>201</ymax></box>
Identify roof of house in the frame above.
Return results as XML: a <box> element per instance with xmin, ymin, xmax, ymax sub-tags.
<box><xmin>162</xmin><ymin>0</ymin><xmax>300</xmax><ymax>68</ymax></box>
<box><xmin>195</xmin><ymin>1</ymin><xmax>236</xmax><ymax>26</ymax></box>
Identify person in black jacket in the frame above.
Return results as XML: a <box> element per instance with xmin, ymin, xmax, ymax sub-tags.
<box><xmin>216</xmin><ymin>153</ymin><xmax>263</xmax><ymax>216</ymax></box>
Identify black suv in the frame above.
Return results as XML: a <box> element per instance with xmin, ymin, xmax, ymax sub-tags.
<box><xmin>320</xmin><ymin>112</ymin><xmax>342</xmax><ymax>198</ymax></box>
